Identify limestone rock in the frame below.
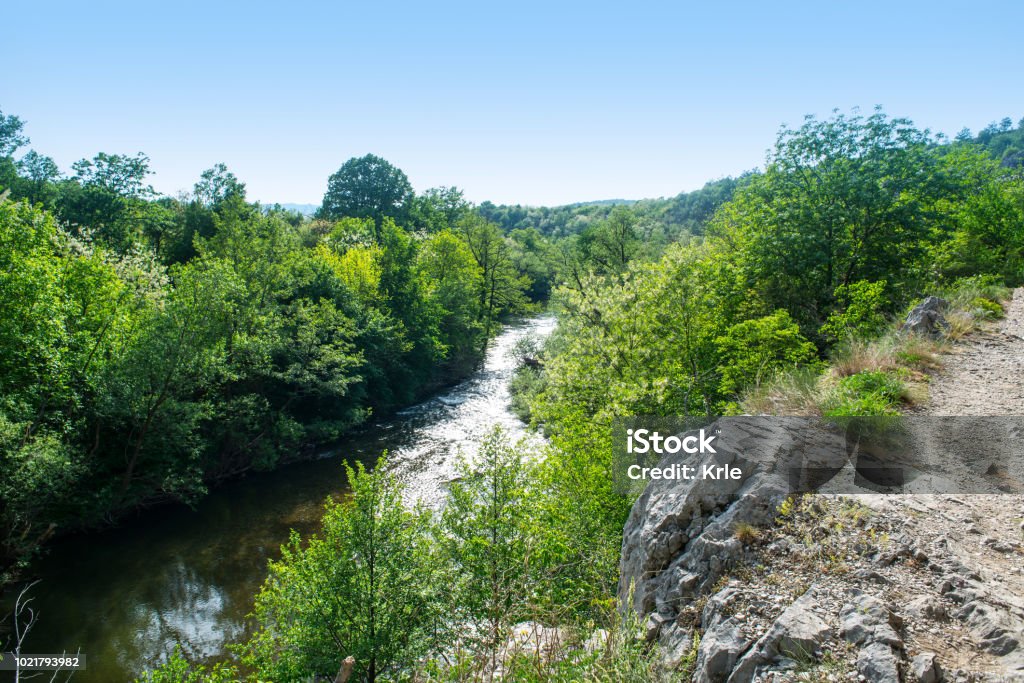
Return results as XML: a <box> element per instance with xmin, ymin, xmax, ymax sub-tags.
<box><xmin>839</xmin><ymin>593</ymin><xmax>903</xmax><ymax>647</ymax></box>
<box><xmin>857</xmin><ymin>641</ymin><xmax>902</xmax><ymax>683</ymax></box>
<box><xmin>902</xmin><ymin>296</ymin><xmax>950</xmax><ymax>337</ymax></box>
<box><xmin>693</xmin><ymin>618</ymin><xmax>752</xmax><ymax>683</ymax></box>
<box><xmin>726</xmin><ymin>589</ymin><xmax>831</xmax><ymax>683</ymax></box>
<box><xmin>909</xmin><ymin>652</ymin><xmax>942</xmax><ymax>683</ymax></box>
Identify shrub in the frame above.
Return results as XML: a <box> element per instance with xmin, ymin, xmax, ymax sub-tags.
<box><xmin>970</xmin><ymin>296</ymin><xmax>1004</xmax><ymax>319</ymax></box>
<box><xmin>822</xmin><ymin>371</ymin><xmax>905</xmax><ymax>417</ymax></box>
<box><xmin>715</xmin><ymin>310</ymin><xmax>820</xmax><ymax>398</ymax></box>
<box><xmin>819</xmin><ymin>280</ymin><xmax>888</xmax><ymax>342</ymax></box>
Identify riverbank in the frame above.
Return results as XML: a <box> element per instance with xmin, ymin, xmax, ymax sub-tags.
<box><xmin>1</xmin><ymin>316</ymin><xmax>554</xmax><ymax>683</ymax></box>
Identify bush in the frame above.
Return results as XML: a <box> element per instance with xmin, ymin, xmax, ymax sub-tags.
<box><xmin>819</xmin><ymin>280</ymin><xmax>888</xmax><ymax>342</ymax></box>
<box><xmin>715</xmin><ymin>310</ymin><xmax>820</xmax><ymax>398</ymax></box>
<box><xmin>509</xmin><ymin>365</ymin><xmax>547</xmax><ymax>423</ymax></box>
<box><xmin>135</xmin><ymin>646</ymin><xmax>237</xmax><ymax>683</ymax></box>
<box><xmin>942</xmin><ymin>274</ymin><xmax>1010</xmax><ymax>309</ymax></box>
<box><xmin>822</xmin><ymin>371</ymin><xmax>905</xmax><ymax>417</ymax></box>
<box><xmin>970</xmin><ymin>296</ymin><xmax>1004</xmax><ymax>319</ymax></box>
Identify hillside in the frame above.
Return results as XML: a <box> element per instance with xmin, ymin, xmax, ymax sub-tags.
<box><xmin>619</xmin><ymin>291</ymin><xmax>1024</xmax><ymax>682</ymax></box>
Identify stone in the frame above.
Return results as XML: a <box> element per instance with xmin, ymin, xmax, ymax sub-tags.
<box><xmin>693</xmin><ymin>618</ymin><xmax>753</xmax><ymax>683</ymax></box>
<box><xmin>904</xmin><ymin>595</ymin><xmax>948</xmax><ymax>621</ymax></box>
<box><xmin>956</xmin><ymin>599</ymin><xmax>1023</xmax><ymax>656</ymax></box>
<box><xmin>645</xmin><ymin>612</ymin><xmax>668</xmax><ymax>642</ymax></box>
<box><xmin>857</xmin><ymin>642</ymin><xmax>902</xmax><ymax>683</ymax></box>
<box><xmin>909</xmin><ymin>652</ymin><xmax>941</xmax><ymax>683</ymax></box>
<box><xmin>726</xmin><ymin>589</ymin><xmax>831</xmax><ymax>683</ymax></box>
<box><xmin>901</xmin><ymin>296</ymin><xmax>950</xmax><ymax>337</ymax></box>
<box><xmin>839</xmin><ymin>594</ymin><xmax>903</xmax><ymax>647</ymax></box>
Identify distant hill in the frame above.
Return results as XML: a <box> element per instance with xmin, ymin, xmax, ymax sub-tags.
<box><xmin>270</xmin><ymin>203</ymin><xmax>319</xmax><ymax>216</ymax></box>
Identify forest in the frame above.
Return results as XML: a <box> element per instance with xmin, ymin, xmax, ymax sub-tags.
<box><xmin>2</xmin><ymin>106</ymin><xmax>1024</xmax><ymax>681</ymax></box>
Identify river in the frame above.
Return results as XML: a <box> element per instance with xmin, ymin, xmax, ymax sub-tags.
<box><xmin>11</xmin><ymin>316</ymin><xmax>555</xmax><ymax>682</ymax></box>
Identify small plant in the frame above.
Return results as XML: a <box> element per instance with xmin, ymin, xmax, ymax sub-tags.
<box><xmin>970</xmin><ymin>296</ymin><xmax>1004</xmax><ymax>319</ymax></box>
<box><xmin>822</xmin><ymin>371</ymin><xmax>905</xmax><ymax>417</ymax></box>
<box><xmin>733</xmin><ymin>522</ymin><xmax>761</xmax><ymax>545</ymax></box>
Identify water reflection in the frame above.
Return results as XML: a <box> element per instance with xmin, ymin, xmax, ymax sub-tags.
<box><xmin>8</xmin><ymin>317</ymin><xmax>553</xmax><ymax>682</ymax></box>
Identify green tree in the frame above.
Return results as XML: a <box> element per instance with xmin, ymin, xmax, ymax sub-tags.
<box><xmin>15</xmin><ymin>151</ymin><xmax>60</xmax><ymax>206</ymax></box>
<box><xmin>193</xmin><ymin>163</ymin><xmax>246</xmax><ymax>207</ymax></box>
<box><xmin>411</xmin><ymin>185</ymin><xmax>470</xmax><ymax>232</ymax></box>
<box><xmin>442</xmin><ymin>428</ymin><xmax>533</xmax><ymax>669</ymax></box>
<box><xmin>0</xmin><ymin>108</ymin><xmax>29</xmax><ymax>158</ymax></box>
<box><xmin>318</xmin><ymin>154</ymin><xmax>414</xmax><ymax>234</ymax></box>
<box><xmin>711</xmin><ymin>107</ymin><xmax>952</xmax><ymax>335</ymax></box>
<box><xmin>416</xmin><ymin>229</ymin><xmax>484</xmax><ymax>368</ymax></box>
<box><xmin>459</xmin><ymin>215</ymin><xmax>528</xmax><ymax>346</ymax></box>
<box><xmin>715</xmin><ymin>310</ymin><xmax>820</xmax><ymax>398</ymax></box>
<box><xmin>71</xmin><ymin>152</ymin><xmax>154</xmax><ymax>198</ymax></box>
<box><xmin>241</xmin><ymin>458</ymin><xmax>444</xmax><ymax>682</ymax></box>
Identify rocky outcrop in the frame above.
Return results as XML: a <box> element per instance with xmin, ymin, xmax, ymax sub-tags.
<box><xmin>902</xmin><ymin>296</ymin><xmax>950</xmax><ymax>337</ymax></box>
<box><xmin>617</xmin><ymin>415</ymin><xmax>1024</xmax><ymax>681</ymax></box>
<box><xmin>618</xmin><ymin>418</ymin><xmax>845</xmax><ymax>618</ymax></box>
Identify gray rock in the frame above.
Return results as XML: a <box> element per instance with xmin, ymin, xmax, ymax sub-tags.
<box><xmin>694</xmin><ymin>618</ymin><xmax>752</xmax><ymax>683</ymax></box>
<box><xmin>701</xmin><ymin>586</ymin><xmax>741</xmax><ymax>632</ymax></box>
<box><xmin>902</xmin><ymin>296</ymin><xmax>950</xmax><ymax>337</ymax></box>
<box><xmin>839</xmin><ymin>593</ymin><xmax>903</xmax><ymax>647</ymax></box>
<box><xmin>726</xmin><ymin>589</ymin><xmax>831</xmax><ymax>682</ymax></box>
<box><xmin>957</xmin><ymin>600</ymin><xmax>1023</xmax><ymax>656</ymax></box>
<box><xmin>909</xmin><ymin>652</ymin><xmax>941</xmax><ymax>683</ymax></box>
<box><xmin>858</xmin><ymin>642</ymin><xmax>902</xmax><ymax>683</ymax></box>
<box><xmin>619</xmin><ymin>417</ymin><xmax>847</xmax><ymax>616</ymax></box>
<box><xmin>905</xmin><ymin>595</ymin><xmax>948</xmax><ymax>621</ymax></box>
<box><xmin>853</xmin><ymin>568</ymin><xmax>892</xmax><ymax>584</ymax></box>
<box><xmin>645</xmin><ymin>612</ymin><xmax>668</xmax><ymax>642</ymax></box>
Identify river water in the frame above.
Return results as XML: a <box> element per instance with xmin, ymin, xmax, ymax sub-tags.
<box><xmin>13</xmin><ymin>316</ymin><xmax>555</xmax><ymax>682</ymax></box>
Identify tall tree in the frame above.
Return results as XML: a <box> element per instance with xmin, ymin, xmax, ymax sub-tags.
<box><xmin>459</xmin><ymin>215</ymin><xmax>528</xmax><ymax>346</ymax></box>
<box><xmin>193</xmin><ymin>163</ymin><xmax>246</xmax><ymax>207</ymax></box>
<box><xmin>442</xmin><ymin>428</ymin><xmax>533</xmax><ymax>673</ymax></box>
<box><xmin>242</xmin><ymin>459</ymin><xmax>445</xmax><ymax>682</ymax></box>
<box><xmin>710</xmin><ymin>107</ymin><xmax>952</xmax><ymax>335</ymax></box>
<box><xmin>0</xmin><ymin>108</ymin><xmax>29</xmax><ymax>158</ymax></box>
<box><xmin>318</xmin><ymin>154</ymin><xmax>414</xmax><ymax>235</ymax></box>
<box><xmin>16</xmin><ymin>151</ymin><xmax>60</xmax><ymax>206</ymax></box>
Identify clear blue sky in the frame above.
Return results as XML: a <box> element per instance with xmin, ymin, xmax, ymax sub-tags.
<box><xmin>2</xmin><ymin>1</ymin><xmax>1021</xmax><ymax>207</ymax></box>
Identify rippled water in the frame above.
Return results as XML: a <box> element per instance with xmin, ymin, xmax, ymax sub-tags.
<box><xmin>10</xmin><ymin>316</ymin><xmax>554</xmax><ymax>682</ymax></box>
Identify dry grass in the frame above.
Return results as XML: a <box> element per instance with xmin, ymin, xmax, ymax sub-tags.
<box><xmin>944</xmin><ymin>310</ymin><xmax>981</xmax><ymax>340</ymax></box>
<box><xmin>829</xmin><ymin>335</ymin><xmax>901</xmax><ymax>378</ymax></box>
<box><xmin>733</xmin><ymin>522</ymin><xmax>761</xmax><ymax>545</ymax></box>
<box><xmin>741</xmin><ymin>367</ymin><xmax>824</xmax><ymax>416</ymax></box>
<box><xmin>894</xmin><ymin>334</ymin><xmax>945</xmax><ymax>370</ymax></box>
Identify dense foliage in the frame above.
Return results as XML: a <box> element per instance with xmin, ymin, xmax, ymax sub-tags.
<box><xmin>0</xmin><ymin>114</ymin><xmax>551</xmax><ymax>579</ymax></box>
<box><xmin>5</xmin><ymin>103</ymin><xmax>1024</xmax><ymax>682</ymax></box>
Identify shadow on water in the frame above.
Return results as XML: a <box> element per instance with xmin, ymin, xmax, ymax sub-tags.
<box><xmin>5</xmin><ymin>316</ymin><xmax>554</xmax><ymax>682</ymax></box>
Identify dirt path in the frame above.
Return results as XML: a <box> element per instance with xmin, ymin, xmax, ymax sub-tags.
<box><xmin>855</xmin><ymin>289</ymin><xmax>1024</xmax><ymax>676</ymax></box>
<box><xmin>927</xmin><ymin>288</ymin><xmax>1024</xmax><ymax>415</ymax></box>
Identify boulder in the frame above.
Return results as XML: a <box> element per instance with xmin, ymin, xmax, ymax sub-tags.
<box><xmin>857</xmin><ymin>641</ymin><xmax>903</xmax><ymax>683</ymax></box>
<box><xmin>902</xmin><ymin>296</ymin><xmax>950</xmax><ymax>337</ymax></box>
<box><xmin>618</xmin><ymin>417</ymin><xmax>847</xmax><ymax>620</ymax></box>
<box><xmin>905</xmin><ymin>594</ymin><xmax>948</xmax><ymax>621</ymax></box>
<box><xmin>694</xmin><ymin>619</ymin><xmax>752</xmax><ymax>683</ymax></box>
<box><xmin>909</xmin><ymin>652</ymin><xmax>942</xmax><ymax>683</ymax></box>
<box><xmin>726</xmin><ymin>588</ymin><xmax>831</xmax><ymax>683</ymax></box>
